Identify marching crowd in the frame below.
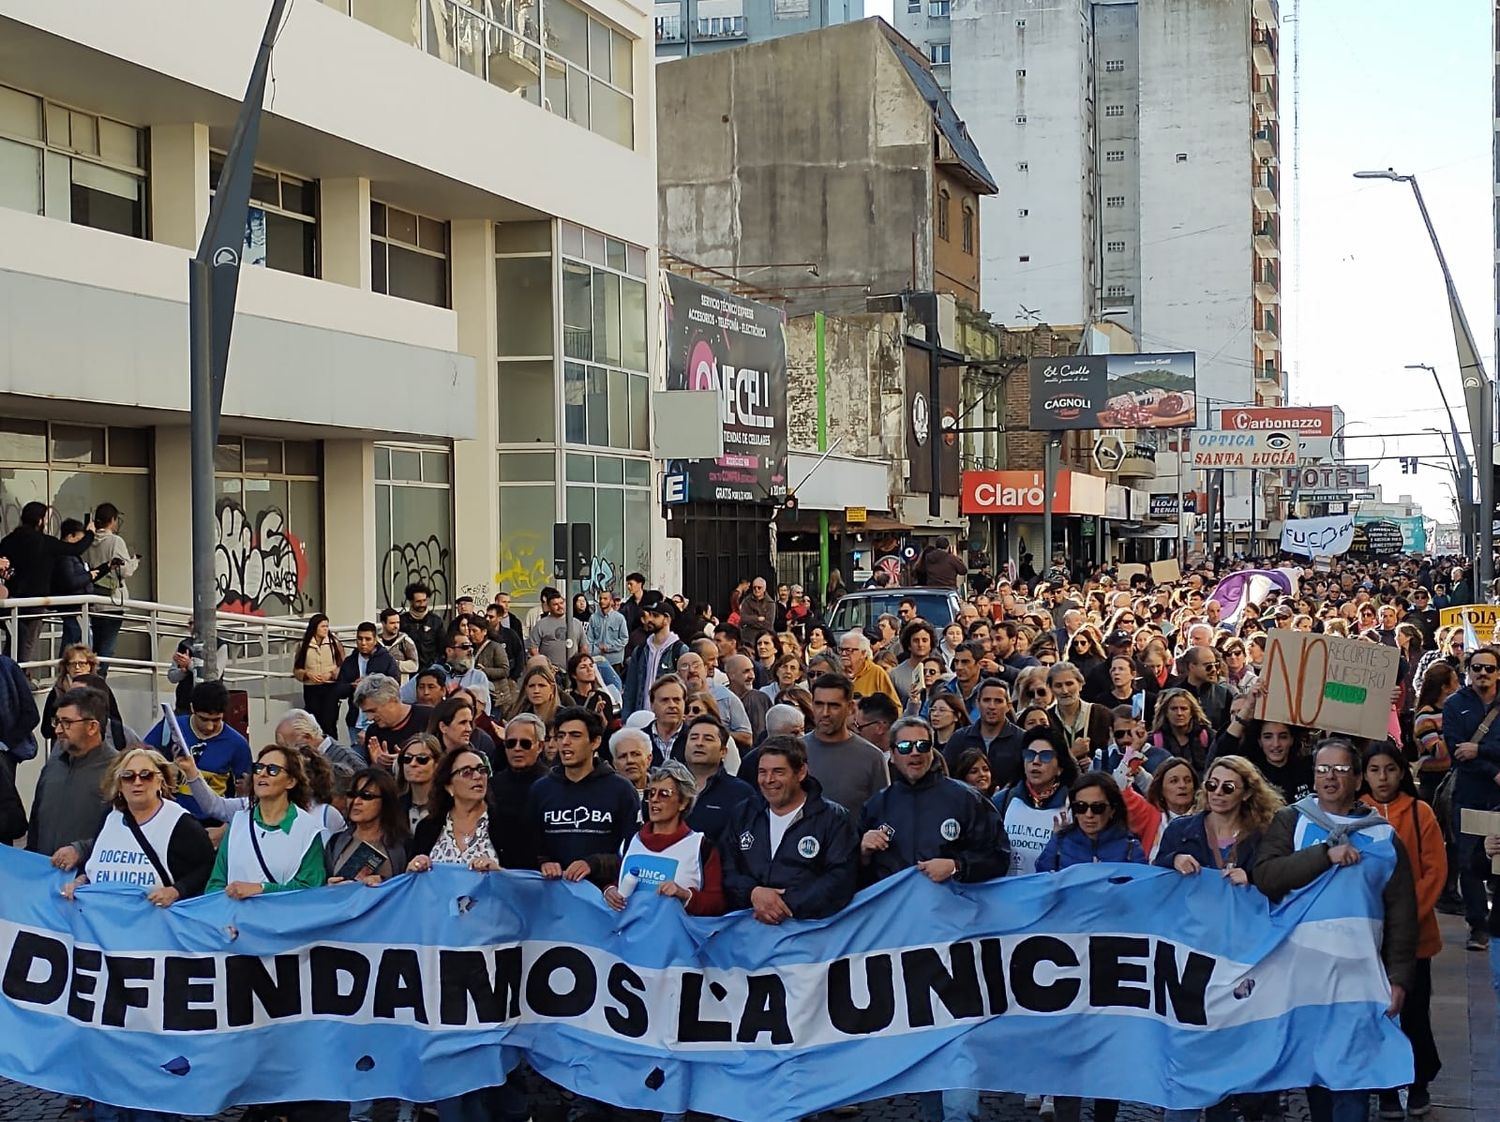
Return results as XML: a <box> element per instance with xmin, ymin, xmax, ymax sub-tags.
<box><xmin>0</xmin><ymin>539</ymin><xmax>1499</xmax><ymax>1122</ymax></box>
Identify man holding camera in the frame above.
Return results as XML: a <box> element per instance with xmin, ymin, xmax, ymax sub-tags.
<box><xmin>82</xmin><ymin>503</ymin><xmax>137</xmax><ymax>668</ymax></box>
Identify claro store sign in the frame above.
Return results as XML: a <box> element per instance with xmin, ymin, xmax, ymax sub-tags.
<box><xmin>961</xmin><ymin>470</ymin><xmax>1107</xmax><ymax>516</ymax></box>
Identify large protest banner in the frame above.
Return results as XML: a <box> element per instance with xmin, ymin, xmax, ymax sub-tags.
<box><xmin>1280</xmin><ymin>515</ymin><xmax>1357</xmax><ymax>558</ymax></box>
<box><xmin>0</xmin><ymin>849</ymin><xmax>1409</xmax><ymax>1119</ymax></box>
<box><xmin>1256</xmin><ymin>630</ymin><xmax>1399</xmax><ymax>741</ymax></box>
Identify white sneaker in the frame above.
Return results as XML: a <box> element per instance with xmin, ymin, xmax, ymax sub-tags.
<box><xmin>1025</xmin><ymin>1097</ymin><xmax>1042</xmax><ymax>1112</ymax></box>
<box><xmin>1040</xmin><ymin>1096</ymin><xmax>1056</xmax><ymax>1120</ymax></box>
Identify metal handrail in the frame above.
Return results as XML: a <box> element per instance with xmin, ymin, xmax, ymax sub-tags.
<box><xmin>0</xmin><ymin>594</ymin><xmax>362</xmax><ymax>706</ymax></box>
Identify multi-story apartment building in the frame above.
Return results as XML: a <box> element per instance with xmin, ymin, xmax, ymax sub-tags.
<box><xmin>653</xmin><ymin>0</ymin><xmax>863</xmax><ymax>60</ymax></box>
<box><xmin>0</xmin><ymin>0</ymin><xmax>663</xmax><ymax>624</ymax></box>
<box><xmin>900</xmin><ymin>0</ymin><xmax>1282</xmax><ymax>413</ymax></box>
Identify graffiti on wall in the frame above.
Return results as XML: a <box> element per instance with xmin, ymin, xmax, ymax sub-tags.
<box><xmin>495</xmin><ymin>534</ymin><xmax>551</xmax><ymax>601</ymax></box>
<box><xmin>579</xmin><ymin>555</ymin><xmax>619</xmax><ymax>601</ymax></box>
<box><xmin>215</xmin><ymin>498</ymin><xmax>308</xmax><ymax>616</ymax></box>
<box><xmin>380</xmin><ymin>535</ymin><xmax>452</xmax><ymax>610</ymax></box>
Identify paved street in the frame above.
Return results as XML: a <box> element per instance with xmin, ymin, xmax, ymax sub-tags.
<box><xmin>0</xmin><ymin>916</ymin><xmax>1492</xmax><ymax>1122</ymax></box>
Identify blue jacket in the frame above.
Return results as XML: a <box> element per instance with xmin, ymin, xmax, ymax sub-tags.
<box><xmin>721</xmin><ymin>776</ymin><xmax>859</xmax><ymax>919</ymax></box>
<box><xmin>586</xmin><ymin>609</ymin><xmax>631</xmax><ymax>666</ymax></box>
<box><xmin>0</xmin><ymin>655</ymin><xmax>40</xmax><ymax>762</ymax></box>
<box><xmin>1441</xmin><ymin>685</ymin><xmax>1500</xmax><ymax>812</ymax></box>
<box><xmin>334</xmin><ymin>645</ymin><xmax>401</xmax><ymax>729</ymax></box>
<box><xmin>1152</xmin><ymin>811</ymin><xmax>1263</xmax><ymax>871</ymax></box>
<box><xmin>1036</xmin><ymin>822</ymin><xmax>1146</xmax><ymax>870</ymax></box>
<box><xmin>687</xmin><ymin>767</ymin><xmax>757</xmax><ymax>845</ymax></box>
<box><xmin>858</xmin><ymin>767</ymin><xmax>1010</xmax><ymax>885</ymax></box>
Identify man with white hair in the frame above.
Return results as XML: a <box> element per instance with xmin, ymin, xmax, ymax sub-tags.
<box><xmin>1053</xmin><ymin>608</ymin><xmax>1085</xmax><ymax>653</ymax></box>
<box><xmin>275</xmin><ymin>708</ymin><xmax>364</xmax><ymax>775</ymax></box>
<box><xmin>836</xmin><ymin>630</ymin><xmax>899</xmax><ymax>706</ymax></box>
<box><xmin>610</xmin><ymin>726</ymin><xmax>653</xmax><ymax>801</ymax></box>
<box><xmin>764</xmin><ymin>703</ymin><xmax>805</xmax><ymax>739</ymax></box>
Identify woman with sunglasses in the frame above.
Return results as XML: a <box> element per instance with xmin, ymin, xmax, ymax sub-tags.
<box><xmin>994</xmin><ymin>726</ymin><xmax>1079</xmax><ymax>877</ymax></box>
<box><xmin>397</xmin><ymin>733</ymin><xmax>441</xmax><ymax>831</ymax></box>
<box><xmin>1363</xmin><ymin>741</ymin><xmax>1446</xmax><ymax>1119</ymax></box>
<box><xmin>1218</xmin><ymin>639</ymin><xmax>1257</xmax><ymax>700</ymax></box>
<box><xmin>41</xmin><ymin>643</ymin><xmax>99</xmax><ymax>733</ymax></box>
<box><xmin>60</xmin><ymin>747</ymin><xmax>215</xmax><ymax>907</ymax></box>
<box><xmin>927</xmin><ymin>692</ymin><xmax>970</xmax><ymax>753</ymax></box>
<box><xmin>179</xmin><ymin>742</ymin><xmax>346</xmax><ymax>843</ymax></box>
<box><xmin>1156</xmin><ymin>754</ymin><xmax>1281</xmax><ymax>881</ymax></box>
<box><xmin>325</xmin><ymin>768</ymin><xmax>410</xmax><ymax>886</ymax></box>
<box><xmin>605</xmin><ymin>759</ymin><xmax>726</xmax><ymax>917</ymax></box>
<box><xmin>1066</xmin><ymin>628</ymin><xmax>1106</xmax><ymax>680</ymax></box>
<box><xmin>205</xmin><ymin>745</ymin><xmax>327</xmax><ymax>897</ymax></box>
<box><xmin>1036</xmin><ymin>771</ymin><xmax>1142</xmax><ymax>1122</ymax></box>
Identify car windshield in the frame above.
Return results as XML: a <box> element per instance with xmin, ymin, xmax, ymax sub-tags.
<box><xmin>828</xmin><ymin>592</ymin><xmax>955</xmax><ymax>633</ymax></box>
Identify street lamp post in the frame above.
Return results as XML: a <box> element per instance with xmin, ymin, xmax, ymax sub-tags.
<box><xmin>1355</xmin><ymin>169</ymin><xmax>1493</xmax><ymax>584</ymax></box>
<box><xmin>1409</xmin><ymin>363</ymin><xmax>1475</xmax><ymax>557</ymax></box>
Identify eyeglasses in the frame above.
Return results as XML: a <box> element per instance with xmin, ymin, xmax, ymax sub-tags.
<box><xmin>1071</xmin><ymin>800</ymin><xmax>1110</xmax><ymax>817</ymax></box>
<box><xmin>350</xmin><ymin>788</ymin><xmax>383</xmax><ymax>802</ymax></box>
<box><xmin>1471</xmin><ymin>664</ymin><xmax>1499</xmax><ymax>675</ymax></box>
<box><xmin>65</xmin><ymin>659</ymin><xmax>93</xmax><ymax>670</ymax></box>
<box><xmin>643</xmin><ymin>787</ymin><xmax>678</xmax><ymax>801</ymax></box>
<box><xmin>503</xmin><ymin>738</ymin><xmax>535</xmax><ymax>749</ymax></box>
<box><xmin>1202</xmin><ymin>778</ymin><xmax>1239</xmax><ymax>794</ymax></box>
<box><xmin>118</xmin><ymin>770</ymin><xmax>157</xmax><ymax>784</ymax></box>
<box><xmin>1111</xmin><ymin>729</ymin><xmax>1133</xmax><ymax>741</ymax></box>
<box><xmin>251</xmin><ymin>762</ymin><xmax>285</xmax><ymax>777</ymax></box>
<box><xmin>452</xmin><ymin>763</ymin><xmax>491</xmax><ymax>780</ymax></box>
<box><xmin>1313</xmin><ymin>763</ymin><xmax>1355</xmax><ymax>776</ymax></box>
<box><xmin>450</xmin><ymin>644</ymin><xmax>473</xmax><ymax>652</ymax></box>
<box><xmin>1022</xmin><ymin>748</ymin><xmax>1056</xmax><ymax>763</ymax></box>
<box><xmin>1025</xmin><ymin>689</ymin><xmax>1049</xmax><ymax>699</ymax></box>
<box><xmin>51</xmin><ymin>716</ymin><xmax>96</xmax><ymax>730</ymax></box>
<box><xmin>893</xmin><ymin>739</ymin><xmax>933</xmax><ymax>755</ymax></box>
<box><xmin>400</xmin><ymin>753</ymin><xmax>433</xmax><ymax>765</ymax></box>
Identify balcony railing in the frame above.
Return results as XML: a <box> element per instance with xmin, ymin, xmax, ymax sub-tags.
<box><xmin>655</xmin><ymin>14</ymin><xmax>683</xmax><ymax>41</ymax></box>
<box><xmin>322</xmin><ymin>0</ymin><xmax>545</xmax><ymax>101</ymax></box>
<box><xmin>693</xmin><ymin>15</ymin><xmax>746</xmax><ymax>39</ymax></box>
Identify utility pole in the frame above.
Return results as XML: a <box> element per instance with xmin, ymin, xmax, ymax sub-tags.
<box><xmin>190</xmin><ymin>0</ymin><xmax>290</xmax><ymax>679</ymax></box>
<box><xmin>1408</xmin><ymin>363</ymin><xmax>1474</xmax><ymax>558</ymax></box>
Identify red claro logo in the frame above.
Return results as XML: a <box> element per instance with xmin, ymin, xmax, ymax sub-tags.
<box><xmin>972</xmin><ymin>482</ymin><xmax>1045</xmax><ymax>509</ymax></box>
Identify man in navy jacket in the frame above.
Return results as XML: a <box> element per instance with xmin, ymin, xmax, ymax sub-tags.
<box><xmin>1441</xmin><ymin>646</ymin><xmax>1500</xmax><ymax>949</ymax></box>
<box><xmin>721</xmin><ymin>735</ymin><xmax>858</xmax><ymax>922</ymax></box>
<box><xmin>334</xmin><ymin>622</ymin><xmax>401</xmax><ymax>738</ymax></box>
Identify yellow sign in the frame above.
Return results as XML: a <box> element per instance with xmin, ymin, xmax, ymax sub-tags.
<box><xmin>1438</xmin><ymin>604</ymin><xmax>1500</xmax><ymax>634</ymax></box>
<box><xmin>846</xmin><ymin>506</ymin><xmax>867</xmax><ymax>525</ymax></box>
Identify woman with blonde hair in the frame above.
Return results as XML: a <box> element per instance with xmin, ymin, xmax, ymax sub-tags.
<box><xmin>685</xmin><ymin>690</ymin><xmax>722</xmax><ymax>722</ymax></box>
<box><xmin>58</xmin><ymin>747</ymin><xmax>216</xmax><ymax>905</ymax></box>
<box><xmin>509</xmin><ymin>663</ymin><xmax>575</xmax><ymax>724</ymax></box>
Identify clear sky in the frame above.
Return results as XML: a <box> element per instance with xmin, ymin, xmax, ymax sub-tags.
<box><xmin>865</xmin><ymin>0</ymin><xmax>1492</xmax><ymax>526</ymax></box>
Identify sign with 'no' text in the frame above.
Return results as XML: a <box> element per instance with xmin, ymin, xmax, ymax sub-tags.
<box><xmin>1256</xmin><ymin>630</ymin><xmax>1399</xmax><ymax>742</ymax></box>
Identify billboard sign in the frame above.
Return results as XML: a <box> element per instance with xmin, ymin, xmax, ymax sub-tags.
<box><xmin>1190</xmin><ymin>430</ymin><xmax>1299</xmax><ymax>469</ymax></box>
<box><xmin>662</xmin><ymin>272</ymin><xmax>788</xmax><ymax>503</ymax></box>
<box><xmin>1222</xmin><ymin>407</ymin><xmax>1338</xmax><ymax>462</ymax></box>
<box><xmin>1281</xmin><ymin>465</ymin><xmax>1372</xmax><ymax>490</ymax></box>
<box><xmin>1149</xmin><ymin>494</ymin><xmax>1179</xmax><ymax>518</ymax></box>
<box><xmin>1028</xmin><ymin>352</ymin><xmax>1197</xmax><ymax>431</ymax></box>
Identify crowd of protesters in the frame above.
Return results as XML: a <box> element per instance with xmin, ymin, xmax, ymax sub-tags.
<box><xmin>0</xmin><ymin>544</ymin><xmax>1498</xmax><ymax>1122</ymax></box>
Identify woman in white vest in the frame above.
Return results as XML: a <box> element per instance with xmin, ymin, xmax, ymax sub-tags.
<box><xmin>179</xmin><ymin>743</ymin><xmax>345</xmax><ymax>844</ymax></box>
<box><xmin>60</xmin><ymin>747</ymin><xmax>215</xmax><ymax>906</ymax></box>
<box><xmin>205</xmin><ymin>745</ymin><xmax>328</xmax><ymax>898</ymax></box>
<box><xmin>604</xmin><ymin>758</ymin><xmax>725</xmax><ymax>916</ymax></box>
<box><xmin>992</xmin><ymin>726</ymin><xmax>1081</xmax><ymax>878</ymax></box>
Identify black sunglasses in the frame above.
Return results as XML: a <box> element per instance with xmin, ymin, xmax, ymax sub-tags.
<box><xmin>504</xmin><ymin>737</ymin><xmax>536</xmax><ymax>749</ymax></box>
<box><xmin>400</xmin><ymin>753</ymin><xmax>433</xmax><ymax>765</ymax></box>
<box><xmin>251</xmin><ymin>762</ymin><xmax>284</xmax><ymax>777</ymax></box>
<box><xmin>350</xmin><ymin>788</ymin><xmax>383</xmax><ymax>802</ymax></box>
<box><xmin>1071</xmin><ymin>800</ymin><xmax>1109</xmax><ymax>816</ymax></box>
<box><xmin>1022</xmin><ymin>748</ymin><xmax>1055</xmax><ymax>763</ymax></box>
<box><xmin>893</xmin><ymin>739</ymin><xmax>933</xmax><ymax>755</ymax></box>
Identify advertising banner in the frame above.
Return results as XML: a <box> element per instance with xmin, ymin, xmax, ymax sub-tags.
<box><xmin>1438</xmin><ymin>603</ymin><xmax>1500</xmax><ymax>633</ymax></box>
<box><xmin>1280</xmin><ymin>515</ymin><xmax>1357</xmax><ymax>557</ymax></box>
<box><xmin>1222</xmin><ymin>407</ymin><xmax>1337</xmax><ymax>462</ymax></box>
<box><xmin>1029</xmin><ymin>353</ymin><xmax>1196</xmax><ymax>431</ymax></box>
<box><xmin>0</xmin><ymin>850</ymin><xmax>1410</xmax><ymax>1119</ymax></box>
<box><xmin>1256</xmin><ymin>630</ymin><xmax>1400</xmax><ymax>741</ymax></box>
<box><xmin>1190</xmin><ymin>431</ymin><xmax>1299</xmax><ymax>469</ymax></box>
<box><xmin>1149</xmin><ymin>494</ymin><xmax>1179</xmax><ymax>518</ymax></box>
<box><xmin>663</xmin><ymin>272</ymin><xmax>788</xmax><ymax>503</ymax></box>
<box><xmin>960</xmin><ymin>470</ymin><xmax>1106</xmax><ymax>516</ymax></box>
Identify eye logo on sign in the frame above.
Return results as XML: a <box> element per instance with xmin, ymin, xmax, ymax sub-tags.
<box><xmin>940</xmin><ymin>818</ymin><xmax>961</xmax><ymax>842</ymax></box>
<box><xmin>1264</xmin><ymin>432</ymin><xmax>1293</xmax><ymax>451</ymax></box>
<box><xmin>797</xmin><ymin>836</ymin><xmax>821</xmax><ymax>859</ymax></box>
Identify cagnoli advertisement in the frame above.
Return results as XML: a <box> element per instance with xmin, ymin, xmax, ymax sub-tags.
<box><xmin>663</xmin><ymin>273</ymin><xmax>788</xmax><ymax>503</ymax></box>
<box><xmin>1028</xmin><ymin>353</ymin><xmax>1197</xmax><ymax>432</ymax></box>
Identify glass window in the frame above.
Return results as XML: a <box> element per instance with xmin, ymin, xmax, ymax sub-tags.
<box><xmin>496</xmin><ymin>221</ymin><xmax>551</xmax><ymax>253</ymax></box>
<box><xmin>211</xmin><ymin>154</ymin><xmax>319</xmax><ymax>277</ymax></box>
<box><xmin>372</xmin><ymin>201</ymin><xmax>450</xmax><ymax>308</ymax></box>
<box><xmin>495</xmin><ymin>255</ymin><xmax>554</xmax><ymax>356</ymax></box>
<box><xmin>0</xmin><ymin>85</ymin><xmax>41</xmax><ymax>139</ymax></box>
<box><xmin>50</xmin><ymin>425</ymin><xmax>105</xmax><ymax>464</ymax></box>
<box><xmin>550</xmin><ymin>0</ymin><xmax>590</xmax><ymax>66</ymax></box>
<box><xmin>565</xmin><ymin>453</ymin><xmax>594</xmax><ymax>482</ymax></box>
<box><xmin>564</xmin><ymin>362</ymin><xmax>587</xmax><ymax>444</ymax></box>
<box><xmin>629</xmin><ymin>374</ymin><xmax>650</xmax><ymax>451</ymax></box>
<box><xmin>107</xmin><ymin>428</ymin><xmax>150</xmax><ymax>469</ymax></box>
<box><xmin>0</xmin><ymin>137</ymin><xmax>42</xmax><ymax>215</ymax></box>
<box><xmin>623</xmin><ymin>458</ymin><xmax>649</xmax><ymax>487</ymax></box>
<box><xmin>608</xmin><ymin>368</ymin><xmax>629</xmax><ymax>448</ymax></box>
<box><xmin>0</xmin><ymin>420</ymin><xmax>47</xmax><ymax>462</ymax></box>
<box><xmin>390</xmin><ymin>449</ymin><xmax>422</xmax><ymax>481</ymax></box>
<box><xmin>586</xmin><ymin>366</ymin><xmax>609</xmax><ymax>446</ymax></box>
<box><xmin>562</xmin><ymin>261</ymin><xmax>593</xmax><ymax>360</ymax></box>
<box><xmin>591</xmin><ymin>269</ymin><xmax>621</xmax><ymax>366</ymax></box>
<box><xmin>375</xmin><ymin>443</ymin><xmax>453</xmax><ymax>610</ymax></box>
<box><xmin>611</xmin><ymin>31</ymin><xmax>634</xmax><ymax>93</ymax></box>
<box><xmin>620</xmin><ymin>278</ymin><xmax>648</xmax><ymax>371</ymax></box>
<box><xmin>500</xmin><ymin>452</ymin><xmax>555</xmax><ymax>482</ymax></box>
<box><xmin>566</xmin><ymin>485</ymin><xmax>593</xmax><ymax>527</ymax></box>
<box><xmin>498</xmin><ymin>360</ymin><xmax>557</xmax><ymax>443</ymax></box>
<box><xmin>543</xmin><ymin>3</ymin><xmax>634</xmax><ymax>148</ymax></box>
<box><xmin>214</xmin><ymin>436</ymin><xmax>322</xmax><ymax>615</ymax></box>
<box><xmin>590</xmin><ymin>80</ymin><xmax>633</xmax><ymax>148</ymax></box>
<box><xmin>498</xmin><ymin>485</ymin><xmax>558</xmax><ymax>601</ymax></box>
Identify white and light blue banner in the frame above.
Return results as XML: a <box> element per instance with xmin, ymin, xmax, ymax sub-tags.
<box><xmin>1281</xmin><ymin>514</ymin><xmax>1358</xmax><ymax>557</ymax></box>
<box><xmin>0</xmin><ymin>847</ymin><xmax>1410</xmax><ymax>1119</ymax></box>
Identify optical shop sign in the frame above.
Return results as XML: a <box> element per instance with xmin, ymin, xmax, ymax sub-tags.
<box><xmin>0</xmin><ymin>852</ymin><xmax>1409</xmax><ymax>1120</ymax></box>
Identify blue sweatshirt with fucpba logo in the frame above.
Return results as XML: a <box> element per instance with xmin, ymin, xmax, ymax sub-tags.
<box><xmin>524</xmin><ymin>761</ymin><xmax>641</xmax><ymax>886</ymax></box>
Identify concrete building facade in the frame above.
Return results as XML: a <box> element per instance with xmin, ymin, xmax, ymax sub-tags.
<box><xmin>653</xmin><ymin>0</ymin><xmax>863</xmax><ymax>61</ymax></box>
<box><xmin>0</xmin><ymin>0</ymin><xmax>665</xmax><ymax>629</ymax></box>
